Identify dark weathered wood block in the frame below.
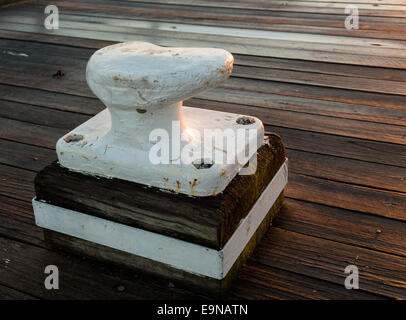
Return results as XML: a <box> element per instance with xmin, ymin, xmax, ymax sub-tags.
<box><xmin>34</xmin><ymin>133</ymin><xmax>286</xmax><ymax>296</ymax></box>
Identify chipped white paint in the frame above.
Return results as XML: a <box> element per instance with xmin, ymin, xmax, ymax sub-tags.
<box><xmin>33</xmin><ymin>160</ymin><xmax>288</xmax><ymax>279</ymax></box>
<box><xmin>57</xmin><ymin>41</ymin><xmax>264</xmax><ymax>196</ymax></box>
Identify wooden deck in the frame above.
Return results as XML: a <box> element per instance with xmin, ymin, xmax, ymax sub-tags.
<box><xmin>0</xmin><ymin>0</ymin><xmax>406</xmax><ymax>299</ymax></box>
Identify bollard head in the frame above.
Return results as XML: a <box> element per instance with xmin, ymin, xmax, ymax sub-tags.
<box><xmin>86</xmin><ymin>41</ymin><xmax>233</xmax><ymax>111</ymax></box>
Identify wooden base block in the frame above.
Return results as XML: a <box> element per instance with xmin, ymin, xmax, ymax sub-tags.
<box><xmin>43</xmin><ymin>192</ymin><xmax>284</xmax><ymax>297</ymax></box>
<box><xmin>35</xmin><ymin>133</ymin><xmax>285</xmax><ymax>250</ymax></box>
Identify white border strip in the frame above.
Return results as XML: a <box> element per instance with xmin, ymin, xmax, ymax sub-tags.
<box><xmin>33</xmin><ymin>160</ymin><xmax>288</xmax><ymax>280</ymax></box>
<box><xmin>222</xmin><ymin>159</ymin><xmax>288</xmax><ymax>276</ymax></box>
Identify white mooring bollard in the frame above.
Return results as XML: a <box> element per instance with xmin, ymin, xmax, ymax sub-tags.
<box><xmin>56</xmin><ymin>41</ymin><xmax>264</xmax><ymax>196</ymax></box>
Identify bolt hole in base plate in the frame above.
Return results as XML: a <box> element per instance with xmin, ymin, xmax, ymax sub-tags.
<box><xmin>236</xmin><ymin>116</ymin><xmax>255</xmax><ymax>125</ymax></box>
<box><xmin>193</xmin><ymin>159</ymin><xmax>214</xmax><ymax>169</ymax></box>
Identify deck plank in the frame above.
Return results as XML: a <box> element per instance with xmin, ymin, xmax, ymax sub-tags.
<box><xmin>287</xmin><ymin>174</ymin><xmax>406</xmax><ymax>222</ymax></box>
<box><xmin>2</xmin><ymin>23</ymin><xmax>406</xmax><ymax>68</ymax></box>
<box><xmin>253</xmin><ymin>228</ymin><xmax>406</xmax><ymax>299</ymax></box>
<box><xmin>229</xmin><ymin>263</ymin><xmax>385</xmax><ymax>300</ymax></box>
<box><xmin>274</xmin><ymin>199</ymin><xmax>406</xmax><ymax>257</ymax></box>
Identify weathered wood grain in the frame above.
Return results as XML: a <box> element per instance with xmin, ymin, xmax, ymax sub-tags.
<box><xmin>22</xmin><ymin>1</ymin><xmax>406</xmax><ymax>41</ymax></box>
<box><xmin>0</xmin><ymin>117</ymin><xmax>64</xmax><ymax>148</ymax></box>
<box><xmin>271</xmin><ymin>126</ymin><xmax>406</xmax><ymax>168</ymax></box>
<box><xmin>5</xmin><ymin>11</ymin><xmax>406</xmax><ymax>54</ymax></box>
<box><xmin>0</xmin><ymin>139</ymin><xmax>55</xmax><ymax>172</ymax></box>
<box><xmin>0</xmin><ymin>164</ymin><xmax>35</xmax><ymax>201</ymax></box>
<box><xmin>13</xmin><ymin>13</ymin><xmax>406</xmax><ymax>53</ymax></box>
<box><xmin>255</xmin><ymin>228</ymin><xmax>406</xmax><ymax>299</ymax></box>
<box><xmin>187</xmin><ymin>98</ymin><xmax>406</xmax><ymax>146</ymax></box>
<box><xmin>0</xmin><ymin>235</ymin><xmax>204</xmax><ymax>299</ymax></box>
<box><xmin>0</xmin><ymin>284</ymin><xmax>37</xmax><ymax>300</ymax></box>
<box><xmin>196</xmin><ymin>91</ymin><xmax>406</xmax><ymax>126</ymax></box>
<box><xmin>286</xmin><ymin>174</ymin><xmax>406</xmax><ymax>222</ymax></box>
<box><xmin>0</xmin><ymin>84</ymin><xmax>103</xmax><ymax>116</ymax></box>
<box><xmin>220</xmin><ymin>78</ymin><xmax>406</xmax><ymax>110</ymax></box>
<box><xmin>229</xmin><ymin>263</ymin><xmax>385</xmax><ymax>300</ymax></box>
<box><xmin>231</xmin><ymin>65</ymin><xmax>406</xmax><ymax>95</ymax></box>
<box><xmin>0</xmin><ymin>100</ymin><xmax>89</xmax><ymax>129</ymax></box>
<box><xmin>287</xmin><ymin>149</ymin><xmax>406</xmax><ymax>193</ymax></box>
<box><xmin>0</xmin><ymin>194</ymin><xmax>34</xmax><ymax>219</ymax></box>
<box><xmin>118</xmin><ymin>0</ymin><xmax>406</xmax><ymax>17</ymax></box>
<box><xmin>235</xmin><ymin>56</ymin><xmax>406</xmax><ymax>81</ymax></box>
<box><xmin>3</xmin><ymin>42</ymin><xmax>406</xmax><ymax>127</ymax></box>
<box><xmin>3</xmin><ymin>34</ymin><xmax>406</xmax><ymax>83</ymax></box>
<box><xmin>275</xmin><ymin>199</ymin><xmax>406</xmax><ymax>257</ymax></box>
<box><xmin>2</xmin><ymin>47</ymin><xmax>406</xmax><ymax>127</ymax></box>
<box><xmin>0</xmin><ymin>199</ymin><xmax>44</xmax><ymax>247</ymax></box>
<box><xmin>2</xmin><ymin>32</ymin><xmax>406</xmax><ymax>82</ymax></box>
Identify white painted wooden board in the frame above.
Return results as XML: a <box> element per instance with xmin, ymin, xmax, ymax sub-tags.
<box><xmin>33</xmin><ymin>160</ymin><xmax>288</xmax><ymax>280</ymax></box>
